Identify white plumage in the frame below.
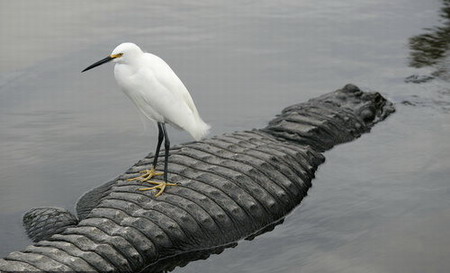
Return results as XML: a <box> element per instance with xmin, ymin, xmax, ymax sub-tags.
<box><xmin>111</xmin><ymin>42</ymin><xmax>210</xmax><ymax>140</ymax></box>
<box><xmin>82</xmin><ymin>42</ymin><xmax>209</xmax><ymax>196</ymax></box>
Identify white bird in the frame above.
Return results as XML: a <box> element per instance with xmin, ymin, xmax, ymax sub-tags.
<box><xmin>82</xmin><ymin>42</ymin><xmax>210</xmax><ymax>197</ymax></box>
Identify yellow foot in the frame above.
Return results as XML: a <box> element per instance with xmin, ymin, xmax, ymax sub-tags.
<box><xmin>127</xmin><ymin>168</ymin><xmax>164</xmax><ymax>182</ymax></box>
<box><xmin>138</xmin><ymin>181</ymin><xmax>179</xmax><ymax>197</ymax></box>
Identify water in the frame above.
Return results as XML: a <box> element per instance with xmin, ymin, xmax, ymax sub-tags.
<box><xmin>1</xmin><ymin>0</ymin><xmax>449</xmax><ymax>272</ymax></box>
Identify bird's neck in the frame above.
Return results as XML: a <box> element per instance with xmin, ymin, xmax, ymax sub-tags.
<box><xmin>116</xmin><ymin>57</ymin><xmax>144</xmax><ymax>73</ymax></box>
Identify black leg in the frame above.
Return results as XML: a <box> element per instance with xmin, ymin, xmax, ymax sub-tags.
<box><xmin>134</xmin><ymin>122</ymin><xmax>178</xmax><ymax>196</ymax></box>
<box><xmin>153</xmin><ymin>122</ymin><xmax>164</xmax><ymax>169</ymax></box>
<box><xmin>161</xmin><ymin>123</ymin><xmax>170</xmax><ymax>182</ymax></box>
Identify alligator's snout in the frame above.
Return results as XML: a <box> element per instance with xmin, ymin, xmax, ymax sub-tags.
<box><xmin>359</xmin><ymin>90</ymin><xmax>395</xmax><ymax>125</ymax></box>
<box><xmin>337</xmin><ymin>84</ymin><xmax>395</xmax><ymax>125</ymax></box>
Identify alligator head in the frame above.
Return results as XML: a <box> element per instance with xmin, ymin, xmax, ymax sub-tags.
<box><xmin>263</xmin><ymin>84</ymin><xmax>395</xmax><ymax>151</ymax></box>
<box><xmin>311</xmin><ymin>83</ymin><xmax>395</xmax><ymax>125</ymax></box>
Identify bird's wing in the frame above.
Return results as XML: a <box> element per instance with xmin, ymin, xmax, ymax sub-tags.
<box><xmin>133</xmin><ymin>66</ymin><xmax>198</xmax><ymax>131</ymax></box>
<box><xmin>144</xmin><ymin>54</ymin><xmax>201</xmax><ymax>118</ymax></box>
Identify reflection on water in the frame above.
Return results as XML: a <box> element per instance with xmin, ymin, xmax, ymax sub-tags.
<box><xmin>409</xmin><ymin>0</ymin><xmax>450</xmax><ymax>79</ymax></box>
<box><xmin>143</xmin><ymin>219</ymin><xmax>284</xmax><ymax>273</ymax></box>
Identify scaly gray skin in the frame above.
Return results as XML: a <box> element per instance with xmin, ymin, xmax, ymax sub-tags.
<box><xmin>0</xmin><ymin>84</ymin><xmax>394</xmax><ymax>272</ymax></box>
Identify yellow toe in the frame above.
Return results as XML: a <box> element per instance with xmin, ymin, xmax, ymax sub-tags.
<box><xmin>127</xmin><ymin>168</ymin><xmax>164</xmax><ymax>182</ymax></box>
<box><xmin>138</xmin><ymin>181</ymin><xmax>179</xmax><ymax>197</ymax></box>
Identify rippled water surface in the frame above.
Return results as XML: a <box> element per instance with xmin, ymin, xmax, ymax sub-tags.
<box><xmin>1</xmin><ymin>0</ymin><xmax>450</xmax><ymax>272</ymax></box>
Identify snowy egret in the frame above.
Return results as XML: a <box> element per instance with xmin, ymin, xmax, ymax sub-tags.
<box><xmin>82</xmin><ymin>42</ymin><xmax>210</xmax><ymax>197</ymax></box>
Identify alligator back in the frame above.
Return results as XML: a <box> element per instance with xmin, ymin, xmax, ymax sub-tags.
<box><xmin>0</xmin><ymin>84</ymin><xmax>394</xmax><ymax>273</ymax></box>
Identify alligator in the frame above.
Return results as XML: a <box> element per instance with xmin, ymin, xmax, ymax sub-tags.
<box><xmin>0</xmin><ymin>84</ymin><xmax>394</xmax><ymax>272</ymax></box>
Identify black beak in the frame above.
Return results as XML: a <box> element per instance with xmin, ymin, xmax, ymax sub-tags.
<box><xmin>82</xmin><ymin>56</ymin><xmax>114</xmax><ymax>72</ymax></box>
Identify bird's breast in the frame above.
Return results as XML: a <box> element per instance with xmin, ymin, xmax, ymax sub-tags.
<box><xmin>114</xmin><ymin>64</ymin><xmax>143</xmax><ymax>91</ymax></box>
<box><xmin>113</xmin><ymin>63</ymin><xmax>163</xmax><ymax>122</ymax></box>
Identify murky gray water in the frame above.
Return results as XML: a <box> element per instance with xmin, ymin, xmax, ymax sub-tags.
<box><xmin>1</xmin><ymin>0</ymin><xmax>450</xmax><ymax>272</ymax></box>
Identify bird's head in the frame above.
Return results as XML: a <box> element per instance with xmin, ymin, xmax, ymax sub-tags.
<box><xmin>82</xmin><ymin>42</ymin><xmax>143</xmax><ymax>72</ymax></box>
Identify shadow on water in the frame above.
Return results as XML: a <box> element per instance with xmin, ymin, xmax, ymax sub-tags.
<box><xmin>408</xmin><ymin>0</ymin><xmax>450</xmax><ymax>81</ymax></box>
<box><xmin>141</xmin><ymin>219</ymin><xmax>284</xmax><ymax>273</ymax></box>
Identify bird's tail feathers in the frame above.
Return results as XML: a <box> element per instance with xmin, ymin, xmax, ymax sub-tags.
<box><xmin>190</xmin><ymin>119</ymin><xmax>211</xmax><ymax>141</ymax></box>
